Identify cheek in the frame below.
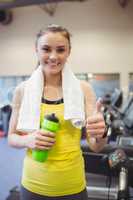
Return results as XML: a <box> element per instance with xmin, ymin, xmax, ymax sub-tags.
<box><xmin>38</xmin><ymin>53</ymin><xmax>48</xmax><ymax>62</ymax></box>
<box><xmin>60</xmin><ymin>54</ymin><xmax>69</xmax><ymax>62</ymax></box>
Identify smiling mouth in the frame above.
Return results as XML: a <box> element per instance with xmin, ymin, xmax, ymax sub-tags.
<box><xmin>50</xmin><ymin>64</ymin><xmax>58</xmax><ymax>67</ymax></box>
<box><xmin>46</xmin><ymin>62</ymin><xmax>61</xmax><ymax>67</ymax></box>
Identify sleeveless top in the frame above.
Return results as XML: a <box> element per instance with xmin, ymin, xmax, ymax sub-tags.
<box><xmin>21</xmin><ymin>97</ymin><xmax>86</xmax><ymax>196</ymax></box>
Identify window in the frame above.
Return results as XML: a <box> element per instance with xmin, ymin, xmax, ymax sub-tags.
<box><xmin>0</xmin><ymin>76</ymin><xmax>29</xmax><ymax>106</ymax></box>
<box><xmin>129</xmin><ymin>73</ymin><xmax>133</xmax><ymax>94</ymax></box>
<box><xmin>75</xmin><ymin>73</ymin><xmax>120</xmax><ymax>98</ymax></box>
<box><xmin>88</xmin><ymin>73</ymin><xmax>120</xmax><ymax>98</ymax></box>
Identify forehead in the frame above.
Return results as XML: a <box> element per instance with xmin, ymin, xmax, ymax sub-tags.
<box><xmin>38</xmin><ymin>32</ymin><xmax>69</xmax><ymax>47</ymax></box>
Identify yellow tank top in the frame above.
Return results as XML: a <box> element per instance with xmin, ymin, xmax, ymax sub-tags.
<box><xmin>21</xmin><ymin>100</ymin><xmax>86</xmax><ymax>196</ymax></box>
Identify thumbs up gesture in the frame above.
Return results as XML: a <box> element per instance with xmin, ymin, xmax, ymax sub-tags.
<box><xmin>86</xmin><ymin>98</ymin><xmax>106</xmax><ymax>140</ymax></box>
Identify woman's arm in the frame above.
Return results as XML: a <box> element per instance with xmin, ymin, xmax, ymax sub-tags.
<box><xmin>8</xmin><ymin>83</ymin><xmax>55</xmax><ymax>150</ymax></box>
<box><xmin>81</xmin><ymin>81</ymin><xmax>107</xmax><ymax>153</ymax></box>
<box><xmin>8</xmin><ymin>83</ymin><xmax>29</xmax><ymax>148</ymax></box>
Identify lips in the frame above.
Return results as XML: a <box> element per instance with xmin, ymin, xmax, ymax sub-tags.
<box><xmin>46</xmin><ymin>62</ymin><xmax>61</xmax><ymax>67</ymax></box>
<box><xmin>49</xmin><ymin>64</ymin><xmax>57</xmax><ymax>67</ymax></box>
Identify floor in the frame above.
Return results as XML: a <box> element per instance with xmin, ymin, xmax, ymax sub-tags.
<box><xmin>1</xmin><ymin>136</ymin><xmax>133</xmax><ymax>200</ymax></box>
<box><xmin>0</xmin><ymin>137</ymin><xmax>25</xmax><ymax>200</ymax></box>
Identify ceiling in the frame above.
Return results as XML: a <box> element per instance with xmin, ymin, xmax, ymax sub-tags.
<box><xmin>0</xmin><ymin>0</ymin><xmax>86</xmax><ymax>10</ymax></box>
<box><xmin>0</xmin><ymin>0</ymin><xmax>130</xmax><ymax>10</ymax></box>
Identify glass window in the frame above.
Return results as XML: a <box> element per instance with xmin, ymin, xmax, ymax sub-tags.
<box><xmin>88</xmin><ymin>73</ymin><xmax>120</xmax><ymax>98</ymax></box>
<box><xmin>0</xmin><ymin>76</ymin><xmax>29</xmax><ymax>106</ymax></box>
<box><xmin>75</xmin><ymin>72</ymin><xmax>120</xmax><ymax>98</ymax></box>
<box><xmin>129</xmin><ymin>73</ymin><xmax>133</xmax><ymax>94</ymax></box>
<box><xmin>75</xmin><ymin>73</ymin><xmax>88</xmax><ymax>81</ymax></box>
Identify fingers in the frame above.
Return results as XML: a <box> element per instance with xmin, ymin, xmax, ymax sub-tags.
<box><xmin>35</xmin><ymin>146</ymin><xmax>50</xmax><ymax>150</ymax></box>
<box><xmin>36</xmin><ymin>136</ymin><xmax>55</xmax><ymax>144</ymax></box>
<box><xmin>86</xmin><ymin>113</ymin><xmax>104</xmax><ymax>124</ymax></box>
<box><xmin>34</xmin><ymin>130</ymin><xmax>56</xmax><ymax>150</ymax></box>
<box><xmin>35</xmin><ymin>141</ymin><xmax>55</xmax><ymax>150</ymax></box>
<box><xmin>86</xmin><ymin>113</ymin><xmax>106</xmax><ymax>139</ymax></box>
<box><xmin>86</xmin><ymin>120</ymin><xmax>105</xmax><ymax>129</ymax></box>
<box><xmin>36</xmin><ymin>131</ymin><xmax>55</xmax><ymax>142</ymax></box>
<box><xmin>39</xmin><ymin>130</ymin><xmax>55</xmax><ymax>138</ymax></box>
<box><xmin>86</xmin><ymin>128</ymin><xmax>105</xmax><ymax>138</ymax></box>
<box><xmin>26</xmin><ymin>130</ymin><xmax>56</xmax><ymax>150</ymax></box>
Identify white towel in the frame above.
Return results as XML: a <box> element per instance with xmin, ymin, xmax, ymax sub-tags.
<box><xmin>17</xmin><ymin>65</ymin><xmax>85</xmax><ymax>132</ymax></box>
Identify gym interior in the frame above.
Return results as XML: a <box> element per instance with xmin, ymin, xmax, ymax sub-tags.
<box><xmin>0</xmin><ymin>0</ymin><xmax>133</xmax><ymax>200</ymax></box>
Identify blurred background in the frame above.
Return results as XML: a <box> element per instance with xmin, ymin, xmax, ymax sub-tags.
<box><xmin>0</xmin><ymin>0</ymin><xmax>133</xmax><ymax>200</ymax></box>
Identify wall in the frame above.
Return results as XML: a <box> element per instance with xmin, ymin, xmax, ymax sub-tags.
<box><xmin>0</xmin><ymin>0</ymin><xmax>133</xmax><ymax>94</ymax></box>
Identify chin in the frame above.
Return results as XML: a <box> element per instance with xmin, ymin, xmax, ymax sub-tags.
<box><xmin>44</xmin><ymin>66</ymin><xmax>63</xmax><ymax>75</ymax></box>
<box><xmin>50</xmin><ymin>70</ymin><xmax>62</xmax><ymax>75</ymax></box>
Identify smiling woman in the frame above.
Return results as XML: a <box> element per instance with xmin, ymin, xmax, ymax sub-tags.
<box><xmin>8</xmin><ymin>24</ymin><xmax>107</xmax><ymax>200</ymax></box>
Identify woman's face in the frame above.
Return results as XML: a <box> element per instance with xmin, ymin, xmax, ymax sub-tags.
<box><xmin>36</xmin><ymin>32</ymin><xmax>70</xmax><ymax>75</ymax></box>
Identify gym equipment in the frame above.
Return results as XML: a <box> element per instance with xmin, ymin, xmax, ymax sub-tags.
<box><xmin>81</xmin><ymin>138</ymin><xmax>133</xmax><ymax>200</ymax></box>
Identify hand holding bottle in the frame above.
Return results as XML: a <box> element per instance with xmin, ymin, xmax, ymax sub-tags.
<box><xmin>32</xmin><ymin>113</ymin><xmax>60</xmax><ymax>162</ymax></box>
<box><xmin>25</xmin><ymin>130</ymin><xmax>55</xmax><ymax>150</ymax></box>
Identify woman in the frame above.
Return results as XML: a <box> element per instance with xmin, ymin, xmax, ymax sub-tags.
<box><xmin>8</xmin><ymin>24</ymin><xmax>107</xmax><ymax>200</ymax></box>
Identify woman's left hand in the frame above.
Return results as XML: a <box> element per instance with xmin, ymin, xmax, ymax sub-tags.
<box><xmin>86</xmin><ymin>99</ymin><xmax>106</xmax><ymax>140</ymax></box>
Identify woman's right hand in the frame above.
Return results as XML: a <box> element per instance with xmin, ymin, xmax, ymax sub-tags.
<box><xmin>25</xmin><ymin>130</ymin><xmax>56</xmax><ymax>150</ymax></box>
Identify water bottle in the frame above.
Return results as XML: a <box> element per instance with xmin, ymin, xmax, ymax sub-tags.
<box><xmin>32</xmin><ymin>113</ymin><xmax>60</xmax><ymax>162</ymax></box>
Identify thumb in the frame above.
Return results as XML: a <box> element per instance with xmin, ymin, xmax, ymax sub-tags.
<box><xmin>95</xmin><ymin>97</ymin><xmax>103</xmax><ymax>113</ymax></box>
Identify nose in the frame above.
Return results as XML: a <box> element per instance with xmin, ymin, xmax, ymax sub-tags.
<box><xmin>49</xmin><ymin>51</ymin><xmax>57</xmax><ymax>61</ymax></box>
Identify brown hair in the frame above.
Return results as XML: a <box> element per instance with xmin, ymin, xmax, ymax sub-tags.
<box><xmin>36</xmin><ymin>24</ymin><xmax>71</xmax><ymax>51</ymax></box>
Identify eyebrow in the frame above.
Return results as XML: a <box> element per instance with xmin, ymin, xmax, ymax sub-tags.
<box><xmin>57</xmin><ymin>45</ymin><xmax>65</xmax><ymax>48</ymax></box>
<box><xmin>41</xmin><ymin>45</ymin><xmax>66</xmax><ymax>48</ymax></box>
<box><xmin>41</xmin><ymin>45</ymin><xmax>50</xmax><ymax>48</ymax></box>
<box><xmin>41</xmin><ymin>44</ymin><xmax>65</xmax><ymax>47</ymax></box>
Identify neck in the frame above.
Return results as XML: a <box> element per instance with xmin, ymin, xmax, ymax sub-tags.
<box><xmin>44</xmin><ymin>72</ymin><xmax>62</xmax><ymax>87</ymax></box>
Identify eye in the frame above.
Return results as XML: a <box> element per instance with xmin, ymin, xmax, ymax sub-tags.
<box><xmin>56</xmin><ymin>48</ymin><xmax>65</xmax><ymax>53</ymax></box>
<box><xmin>42</xmin><ymin>47</ymin><xmax>51</xmax><ymax>52</ymax></box>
